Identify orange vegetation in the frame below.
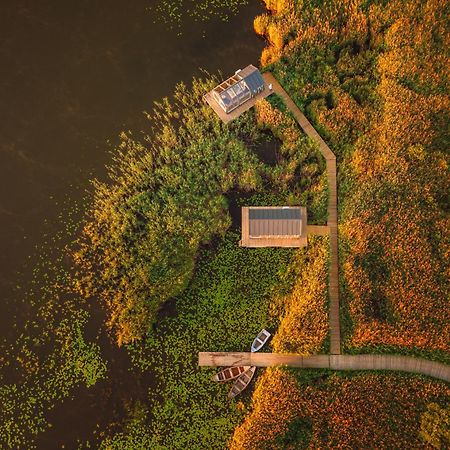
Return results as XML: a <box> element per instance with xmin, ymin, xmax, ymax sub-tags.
<box><xmin>230</xmin><ymin>367</ymin><xmax>301</xmax><ymax>449</ymax></box>
<box><xmin>230</xmin><ymin>369</ymin><xmax>450</xmax><ymax>449</ymax></box>
<box><xmin>255</xmin><ymin>99</ymin><xmax>301</xmax><ymax>147</ymax></box>
<box><xmin>270</xmin><ymin>237</ymin><xmax>329</xmax><ymax>354</ymax></box>
<box><xmin>340</xmin><ymin>0</ymin><xmax>449</xmax><ymax>353</ymax></box>
<box><xmin>256</xmin><ymin>0</ymin><xmax>449</xmax><ymax>354</ymax></box>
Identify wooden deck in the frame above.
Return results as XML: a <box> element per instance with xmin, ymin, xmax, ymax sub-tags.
<box><xmin>203</xmin><ymin>80</ymin><xmax>273</xmax><ymax>124</ymax></box>
<box><xmin>240</xmin><ymin>206</ymin><xmax>308</xmax><ymax>248</ymax></box>
<box><xmin>306</xmin><ymin>225</ymin><xmax>330</xmax><ymax>236</ymax></box>
<box><xmin>263</xmin><ymin>72</ymin><xmax>341</xmax><ymax>354</ymax></box>
<box><xmin>199</xmin><ymin>352</ymin><xmax>450</xmax><ymax>383</ymax></box>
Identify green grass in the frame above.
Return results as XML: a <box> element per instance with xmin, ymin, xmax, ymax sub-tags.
<box><xmin>102</xmin><ymin>231</ymin><xmax>296</xmax><ymax>449</ymax></box>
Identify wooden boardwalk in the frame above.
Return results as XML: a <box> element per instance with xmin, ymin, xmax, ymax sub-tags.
<box><xmin>199</xmin><ymin>352</ymin><xmax>450</xmax><ymax>383</ymax></box>
<box><xmin>263</xmin><ymin>73</ymin><xmax>341</xmax><ymax>354</ymax></box>
<box><xmin>197</xmin><ymin>72</ymin><xmax>450</xmax><ymax>385</ymax></box>
<box><xmin>306</xmin><ymin>225</ymin><xmax>330</xmax><ymax>236</ymax></box>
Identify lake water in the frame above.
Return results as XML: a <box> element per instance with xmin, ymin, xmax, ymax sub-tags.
<box><xmin>0</xmin><ymin>0</ymin><xmax>265</xmax><ymax>447</ymax></box>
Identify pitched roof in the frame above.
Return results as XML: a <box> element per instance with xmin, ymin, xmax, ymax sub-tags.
<box><xmin>239</xmin><ymin>65</ymin><xmax>264</xmax><ymax>92</ymax></box>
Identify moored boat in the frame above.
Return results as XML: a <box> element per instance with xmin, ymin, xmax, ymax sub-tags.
<box><xmin>212</xmin><ymin>365</ymin><xmax>251</xmax><ymax>383</ymax></box>
<box><xmin>228</xmin><ymin>366</ymin><xmax>256</xmax><ymax>398</ymax></box>
<box><xmin>251</xmin><ymin>329</ymin><xmax>271</xmax><ymax>352</ymax></box>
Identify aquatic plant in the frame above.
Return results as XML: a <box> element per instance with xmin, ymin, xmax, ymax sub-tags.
<box><xmin>101</xmin><ymin>231</ymin><xmax>296</xmax><ymax>448</ymax></box>
<box><xmin>151</xmin><ymin>0</ymin><xmax>249</xmax><ymax>28</ymax></box>
<box><xmin>0</xmin><ymin>202</ymin><xmax>107</xmax><ymax>448</ymax></box>
<box><xmin>73</xmin><ymin>78</ymin><xmax>265</xmax><ymax>346</ymax></box>
<box><xmin>0</xmin><ymin>311</ymin><xmax>106</xmax><ymax>448</ymax></box>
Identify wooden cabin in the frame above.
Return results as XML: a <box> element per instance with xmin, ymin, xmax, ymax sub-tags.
<box><xmin>240</xmin><ymin>206</ymin><xmax>308</xmax><ymax>248</ymax></box>
<box><xmin>211</xmin><ymin>65</ymin><xmax>264</xmax><ymax>113</ymax></box>
<box><xmin>203</xmin><ymin>65</ymin><xmax>272</xmax><ymax>123</ymax></box>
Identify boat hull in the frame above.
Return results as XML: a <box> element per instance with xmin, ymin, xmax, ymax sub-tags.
<box><xmin>212</xmin><ymin>365</ymin><xmax>251</xmax><ymax>383</ymax></box>
<box><xmin>251</xmin><ymin>329</ymin><xmax>271</xmax><ymax>352</ymax></box>
<box><xmin>228</xmin><ymin>366</ymin><xmax>256</xmax><ymax>398</ymax></box>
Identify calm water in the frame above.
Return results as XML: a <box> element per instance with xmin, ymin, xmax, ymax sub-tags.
<box><xmin>0</xmin><ymin>0</ymin><xmax>264</xmax><ymax>447</ymax></box>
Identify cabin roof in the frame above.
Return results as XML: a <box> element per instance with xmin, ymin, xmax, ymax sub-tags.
<box><xmin>238</xmin><ymin>65</ymin><xmax>264</xmax><ymax>92</ymax></box>
<box><xmin>240</xmin><ymin>206</ymin><xmax>308</xmax><ymax>248</ymax></box>
<box><xmin>249</xmin><ymin>208</ymin><xmax>301</xmax><ymax>221</ymax></box>
<box><xmin>249</xmin><ymin>207</ymin><xmax>303</xmax><ymax>237</ymax></box>
<box><xmin>212</xmin><ymin>65</ymin><xmax>264</xmax><ymax>98</ymax></box>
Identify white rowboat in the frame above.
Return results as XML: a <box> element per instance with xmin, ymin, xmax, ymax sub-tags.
<box><xmin>251</xmin><ymin>329</ymin><xmax>271</xmax><ymax>352</ymax></box>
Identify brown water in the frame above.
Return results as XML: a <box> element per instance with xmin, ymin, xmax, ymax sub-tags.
<box><xmin>0</xmin><ymin>0</ymin><xmax>265</xmax><ymax>447</ymax></box>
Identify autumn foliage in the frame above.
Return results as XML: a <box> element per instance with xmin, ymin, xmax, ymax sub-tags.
<box><xmin>339</xmin><ymin>0</ymin><xmax>449</xmax><ymax>354</ymax></box>
<box><xmin>254</xmin><ymin>0</ymin><xmax>449</xmax><ymax>356</ymax></box>
<box><xmin>232</xmin><ymin>0</ymin><xmax>449</xmax><ymax>448</ymax></box>
<box><xmin>230</xmin><ymin>367</ymin><xmax>301</xmax><ymax>449</ymax></box>
<box><xmin>231</xmin><ymin>370</ymin><xmax>450</xmax><ymax>449</ymax></box>
<box><xmin>270</xmin><ymin>236</ymin><xmax>329</xmax><ymax>354</ymax></box>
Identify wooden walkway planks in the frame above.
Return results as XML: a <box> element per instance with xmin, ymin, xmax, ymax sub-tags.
<box><xmin>306</xmin><ymin>225</ymin><xmax>330</xmax><ymax>236</ymax></box>
<box><xmin>263</xmin><ymin>72</ymin><xmax>341</xmax><ymax>354</ymax></box>
<box><xmin>197</xmin><ymin>72</ymin><xmax>450</xmax><ymax>385</ymax></box>
<box><xmin>198</xmin><ymin>352</ymin><xmax>450</xmax><ymax>383</ymax></box>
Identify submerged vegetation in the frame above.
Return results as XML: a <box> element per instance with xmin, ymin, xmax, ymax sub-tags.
<box><xmin>101</xmin><ymin>234</ymin><xmax>329</xmax><ymax>448</ymax></box>
<box><xmin>1</xmin><ymin>0</ymin><xmax>448</xmax><ymax>447</ymax></box>
<box><xmin>102</xmin><ymin>231</ymin><xmax>295</xmax><ymax>448</ymax></box>
<box><xmin>0</xmin><ymin>230</ymin><xmax>107</xmax><ymax>448</ymax></box>
<box><xmin>74</xmin><ymin>77</ymin><xmax>326</xmax><ymax>347</ymax></box>
<box><xmin>151</xmin><ymin>0</ymin><xmax>249</xmax><ymax>27</ymax></box>
<box><xmin>101</xmin><ymin>235</ymin><xmax>328</xmax><ymax>448</ymax></box>
<box><xmin>1</xmin><ymin>60</ymin><xmax>326</xmax><ymax>447</ymax></box>
<box><xmin>74</xmin><ymin>77</ymin><xmax>263</xmax><ymax>346</ymax></box>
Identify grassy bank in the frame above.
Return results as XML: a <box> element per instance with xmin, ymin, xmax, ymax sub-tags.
<box><xmin>231</xmin><ymin>367</ymin><xmax>450</xmax><ymax>449</ymax></box>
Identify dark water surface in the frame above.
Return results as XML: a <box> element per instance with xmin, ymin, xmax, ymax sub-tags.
<box><xmin>0</xmin><ymin>0</ymin><xmax>264</xmax><ymax>447</ymax></box>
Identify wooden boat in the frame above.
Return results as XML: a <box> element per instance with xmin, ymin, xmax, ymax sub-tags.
<box><xmin>228</xmin><ymin>366</ymin><xmax>256</xmax><ymax>399</ymax></box>
<box><xmin>212</xmin><ymin>366</ymin><xmax>251</xmax><ymax>383</ymax></box>
<box><xmin>251</xmin><ymin>329</ymin><xmax>271</xmax><ymax>352</ymax></box>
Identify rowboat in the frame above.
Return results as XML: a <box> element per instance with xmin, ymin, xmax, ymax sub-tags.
<box><xmin>228</xmin><ymin>366</ymin><xmax>256</xmax><ymax>399</ymax></box>
<box><xmin>212</xmin><ymin>366</ymin><xmax>251</xmax><ymax>383</ymax></box>
<box><xmin>251</xmin><ymin>329</ymin><xmax>271</xmax><ymax>352</ymax></box>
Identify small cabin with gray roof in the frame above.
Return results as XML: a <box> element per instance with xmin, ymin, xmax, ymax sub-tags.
<box><xmin>211</xmin><ymin>65</ymin><xmax>264</xmax><ymax>113</ymax></box>
<box><xmin>240</xmin><ymin>206</ymin><xmax>308</xmax><ymax>248</ymax></box>
<box><xmin>203</xmin><ymin>65</ymin><xmax>272</xmax><ymax>124</ymax></box>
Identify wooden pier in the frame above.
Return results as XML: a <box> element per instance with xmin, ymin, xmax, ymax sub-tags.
<box><xmin>199</xmin><ymin>352</ymin><xmax>450</xmax><ymax>383</ymax></box>
<box><xmin>306</xmin><ymin>225</ymin><xmax>330</xmax><ymax>236</ymax></box>
<box><xmin>198</xmin><ymin>71</ymin><xmax>450</xmax><ymax>387</ymax></box>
